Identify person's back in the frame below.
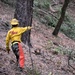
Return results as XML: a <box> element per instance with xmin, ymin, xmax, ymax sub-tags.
<box><xmin>6</xmin><ymin>18</ymin><xmax>32</xmax><ymax>71</ymax></box>
<box><xmin>6</xmin><ymin>26</ymin><xmax>31</xmax><ymax>43</ymax></box>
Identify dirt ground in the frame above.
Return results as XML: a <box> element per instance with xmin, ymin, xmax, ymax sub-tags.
<box><xmin>0</xmin><ymin>1</ymin><xmax>75</xmax><ymax>75</ymax></box>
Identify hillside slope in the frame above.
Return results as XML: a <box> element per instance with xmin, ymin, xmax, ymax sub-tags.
<box><xmin>0</xmin><ymin>1</ymin><xmax>75</xmax><ymax>75</ymax></box>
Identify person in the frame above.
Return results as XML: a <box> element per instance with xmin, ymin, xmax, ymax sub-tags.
<box><xmin>6</xmin><ymin>18</ymin><xmax>32</xmax><ymax>71</ymax></box>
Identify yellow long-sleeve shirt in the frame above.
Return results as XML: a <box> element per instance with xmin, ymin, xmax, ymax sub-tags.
<box><xmin>6</xmin><ymin>26</ymin><xmax>31</xmax><ymax>48</ymax></box>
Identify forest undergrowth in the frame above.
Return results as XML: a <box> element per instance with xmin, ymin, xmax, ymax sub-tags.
<box><xmin>0</xmin><ymin>1</ymin><xmax>75</xmax><ymax>75</ymax></box>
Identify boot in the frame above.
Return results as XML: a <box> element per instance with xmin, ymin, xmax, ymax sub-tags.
<box><xmin>19</xmin><ymin>67</ymin><xmax>23</xmax><ymax>72</ymax></box>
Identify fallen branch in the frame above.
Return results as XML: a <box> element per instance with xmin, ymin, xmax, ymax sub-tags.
<box><xmin>49</xmin><ymin>5</ymin><xmax>58</xmax><ymax>13</ymax></box>
<box><xmin>33</xmin><ymin>7</ymin><xmax>58</xmax><ymax>19</ymax></box>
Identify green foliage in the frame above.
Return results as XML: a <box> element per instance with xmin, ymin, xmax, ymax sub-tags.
<box><xmin>34</xmin><ymin>0</ymin><xmax>61</xmax><ymax>27</ymax></box>
<box><xmin>34</xmin><ymin>6</ymin><xmax>75</xmax><ymax>41</ymax></box>
<box><xmin>26</xmin><ymin>68</ymin><xmax>41</xmax><ymax>75</ymax></box>
<box><xmin>60</xmin><ymin>14</ymin><xmax>75</xmax><ymax>40</ymax></box>
<box><xmin>34</xmin><ymin>0</ymin><xmax>75</xmax><ymax>40</ymax></box>
<box><xmin>55</xmin><ymin>46</ymin><xmax>72</xmax><ymax>55</ymax></box>
<box><xmin>55</xmin><ymin>47</ymin><xmax>63</xmax><ymax>54</ymax></box>
<box><xmin>45</xmin><ymin>40</ymin><xmax>72</xmax><ymax>55</ymax></box>
<box><xmin>1</xmin><ymin>0</ymin><xmax>16</xmax><ymax>7</ymax></box>
<box><xmin>54</xmin><ymin>46</ymin><xmax>73</xmax><ymax>55</ymax></box>
<box><xmin>44</xmin><ymin>15</ymin><xmax>57</xmax><ymax>27</ymax></box>
<box><xmin>34</xmin><ymin>0</ymin><xmax>50</xmax><ymax>10</ymax></box>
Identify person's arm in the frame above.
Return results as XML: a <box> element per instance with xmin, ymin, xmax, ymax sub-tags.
<box><xmin>26</xmin><ymin>26</ymin><xmax>32</xmax><ymax>30</ymax></box>
<box><xmin>21</xmin><ymin>26</ymin><xmax>32</xmax><ymax>33</ymax></box>
<box><xmin>6</xmin><ymin>31</ymin><xmax>10</xmax><ymax>53</ymax></box>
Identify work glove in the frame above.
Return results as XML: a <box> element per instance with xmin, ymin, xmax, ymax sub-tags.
<box><xmin>6</xmin><ymin>47</ymin><xmax>10</xmax><ymax>54</ymax></box>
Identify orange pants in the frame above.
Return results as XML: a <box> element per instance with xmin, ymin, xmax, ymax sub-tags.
<box><xmin>18</xmin><ymin>43</ymin><xmax>25</xmax><ymax>68</ymax></box>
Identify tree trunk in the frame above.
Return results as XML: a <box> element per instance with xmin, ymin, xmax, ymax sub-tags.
<box><xmin>14</xmin><ymin>0</ymin><xmax>34</xmax><ymax>47</ymax></box>
<box><xmin>52</xmin><ymin>0</ymin><xmax>70</xmax><ymax>36</ymax></box>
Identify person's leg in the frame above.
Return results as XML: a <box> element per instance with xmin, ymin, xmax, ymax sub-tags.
<box><xmin>11</xmin><ymin>43</ymin><xmax>25</xmax><ymax>71</ymax></box>
<box><xmin>18</xmin><ymin>43</ymin><xmax>25</xmax><ymax>69</ymax></box>
<box><xmin>11</xmin><ymin>43</ymin><xmax>19</xmax><ymax>65</ymax></box>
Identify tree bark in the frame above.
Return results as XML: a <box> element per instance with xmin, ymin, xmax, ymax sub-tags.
<box><xmin>52</xmin><ymin>0</ymin><xmax>70</xmax><ymax>36</ymax></box>
<box><xmin>14</xmin><ymin>0</ymin><xmax>34</xmax><ymax>47</ymax></box>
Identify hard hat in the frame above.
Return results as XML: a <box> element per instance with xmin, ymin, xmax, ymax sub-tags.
<box><xmin>10</xmin><ymin>18</ymin><xmax>19</xmax><ymax>25</ymax></box>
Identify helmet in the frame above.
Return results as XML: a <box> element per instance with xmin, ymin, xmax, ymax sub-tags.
<box><xmin>10</xmin><ymin>18</ymin><xmax>19</xmax><ymax>25</ymax></box>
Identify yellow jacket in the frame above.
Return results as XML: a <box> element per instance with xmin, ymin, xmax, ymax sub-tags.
<box><xmin>6</xmin><ymin>26</ymin><xmax>31</xmax><ymax>48</ymax></box>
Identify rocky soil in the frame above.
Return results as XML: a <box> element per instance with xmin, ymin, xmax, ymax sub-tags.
<box><xmin>0</xmin><ymin>1</ymin><xmax>75</xmax><ymax>75</ymax></box>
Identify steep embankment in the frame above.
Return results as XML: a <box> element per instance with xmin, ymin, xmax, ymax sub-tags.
<box><xmin>0</xmin><ymin>1</ymin><xmax>75</xmax><ymax>75</ymax></box>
